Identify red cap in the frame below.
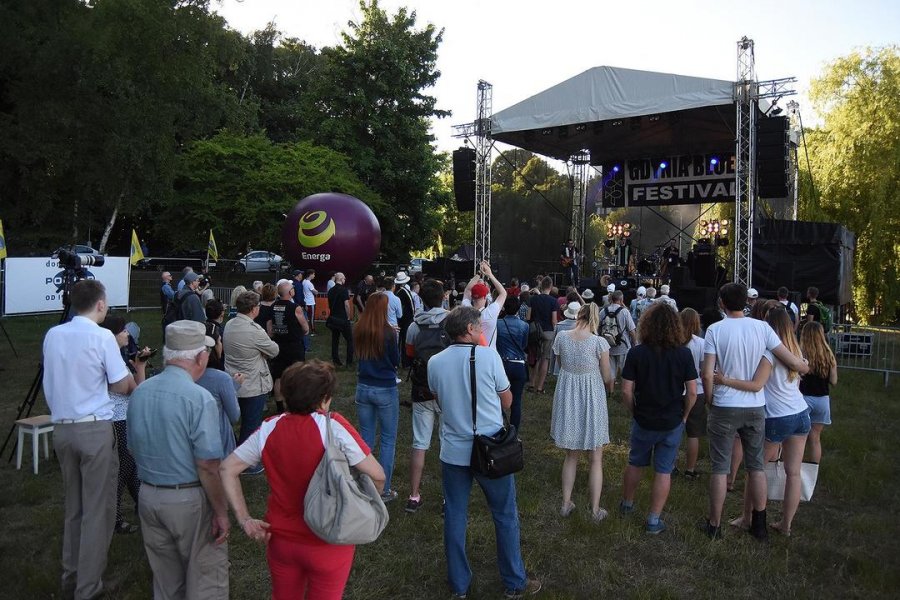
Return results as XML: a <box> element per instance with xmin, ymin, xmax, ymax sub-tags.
<box><xmin>471</xmin><ymin>282</ymin><xmax>490</xmax><ymax>299</ymax></box>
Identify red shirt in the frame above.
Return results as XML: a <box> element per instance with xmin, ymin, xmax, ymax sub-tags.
<box><xmin>233</xmin><ymin>411</ymin><xmax>370</xmax><ymax>544</ymax></box>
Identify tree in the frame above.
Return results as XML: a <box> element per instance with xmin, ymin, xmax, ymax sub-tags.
<box><xmin>158</xmin><ymin>131</ymin><xmax>383</xmax><ymax>256</ymax></box>
<box><xmin>800</xmin><ymin>46</ymin><xmax>900</xmax><ymax>323</ymax></box>
<box><xmin>0</xmin><ymin>0</ymin><xmax>254</xmax><ymax>253</ymax></box>
<box><xmin>311</xmin><ymin>0</ymin><xmax>449</xmax><ymax>260</ymax></box>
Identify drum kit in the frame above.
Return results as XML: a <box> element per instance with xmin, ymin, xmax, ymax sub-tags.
<box><xmin>593</xmin><ymin>243</ymin><xmax>668</xmax><ymax>287</ymax></box>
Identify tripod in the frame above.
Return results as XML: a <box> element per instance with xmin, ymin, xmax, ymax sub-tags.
<box><xmin>1</xmin><ymin>269</ymin><xmax>77</xmax><ymax>461</ymax></box>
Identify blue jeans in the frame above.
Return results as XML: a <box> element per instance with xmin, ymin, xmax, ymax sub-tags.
<box><xmin>628</xmin><ymin>420</ymin><xmax>684</xmax><ymax>474</ymax></box>
<box><xmin>502</xmin><ymin>360</ymin><xmax>527</xmax><ymax>431</ymax></box>
<box><xmin>441</xmin><ymin>461</ymin><xmax>526</xmax><ymax>595</ymax></box>
<box><xmin>355</xmin><ymin>384</ymin><xmax>399</xmax><ymax>493</ymax></box>
<box><xmin>237</xmin><ymin>394</ymin><xmax>268</xmax><ymax>446</ymax></box>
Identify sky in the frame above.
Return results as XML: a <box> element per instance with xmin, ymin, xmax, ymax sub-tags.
<box><xmin>215</xmin><ymin>0</ymin><xmax>900</xmax><ymax>154</ymax></box>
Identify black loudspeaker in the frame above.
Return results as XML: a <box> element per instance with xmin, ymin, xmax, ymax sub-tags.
<box><xmin>675</xmin><ymin>286</ymin><xmax>719</xmax><ymax>313</ymax></box>
<box><xmin>671</xmin><ymin>266</ymin><xmax>689</xmax><ymax>287</ymax></box>
<box><xmin>693</xmin><ymin>255</ymin><xmax>717</xmax><ymax>287</ymax></box>
<box><xmin>757</xmin><ymin>116</ymin><xmax>790</xmax><ymax>198</ymax></box>
<box><xmin>452</xmin><ymin>147</ymin><xmax>476</xmax><ymax>211</ymax></box>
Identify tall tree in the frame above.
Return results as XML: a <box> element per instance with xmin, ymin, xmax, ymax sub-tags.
<box><xmin>312</xmin><ymin>0</ymin><xmax>449</xmax><ymax>260</ymax></box>
<box><xmin>800</xmin><ymin>46</ymin><xmax>900</xmax><ymax>323</ymax></box>
<box><xmin>159</xmin><ymin>131</ymin><xmax>383</xmax><ymax>255</ymax></box>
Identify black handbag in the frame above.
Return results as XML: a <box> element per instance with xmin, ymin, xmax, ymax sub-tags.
<box><xmin>467</xmin><ymin>345</ymin><xmax>524</xmax><ymax>479</ymax></box>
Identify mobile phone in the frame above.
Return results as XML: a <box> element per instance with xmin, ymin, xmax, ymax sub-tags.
<box><xmin>137</xmin><ymin>348</ymin><xmax>157</xmax><ymax>362</ymax></box>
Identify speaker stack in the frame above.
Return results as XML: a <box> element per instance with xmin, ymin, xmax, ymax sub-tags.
<box><xmin>452</xmin><ymin>147</ymin><xmax>476</xmax><ymax>211</ymax></box>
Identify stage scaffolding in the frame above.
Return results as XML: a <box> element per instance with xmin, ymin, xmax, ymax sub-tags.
<box><xmin>452</xmin><ymin>37</ymin><xmax>795</xmax><ymax>284</ymax></box>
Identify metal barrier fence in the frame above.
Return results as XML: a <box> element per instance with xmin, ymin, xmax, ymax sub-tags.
<box><xmin>129</xmin><ymin>266</ymin><xmax>294</xmax><ymax>311</ymax></box>
<box><xmin>830</xmin><ymin>325</ymin><xmax>899</xmax><ymax>386</ymax></box>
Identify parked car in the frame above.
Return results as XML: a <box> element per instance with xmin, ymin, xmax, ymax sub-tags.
<box><xmin>54</xmin><ymin>244</ymin><xmax>102</xmax><ymax>257</ymax></box>
<box><xmin>409</xmin><ymin>257</ymin><xmax>427</xmax><ymax>274</ymax></box>
<box><xmin>236</xmin><ymin>250</ymin><xmax>282</xmax><ymax>273</ymax></box>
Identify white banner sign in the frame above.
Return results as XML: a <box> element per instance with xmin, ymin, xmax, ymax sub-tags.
<box><xmin>3</xmin><ymin>257</ymin><xmax>131</xmax><ymax>315</ymax></box>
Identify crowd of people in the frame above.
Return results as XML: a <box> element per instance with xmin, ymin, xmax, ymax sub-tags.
<box><xmin>40</xmin><ymin>265</ymin><xmax>838</xmax><ymax>599</ymax></box>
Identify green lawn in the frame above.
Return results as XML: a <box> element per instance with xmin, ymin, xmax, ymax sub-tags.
<box><xmin>1</xmin><ymin>310</ymin><xmax>898</xmax><ymax>599</ymax></box>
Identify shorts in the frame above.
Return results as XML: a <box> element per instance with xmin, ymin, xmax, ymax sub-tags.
<box><xmin>628</xmin><ymin>421</ymin><xmax>684</xmax><ymax>474</ymax></box>
<box><xmin>411</xmin><ymin>400</ymin><xmax>441</xmax><ymax>450</ymax></box>
<box><xmin>765</xmin><ymin>409</ymin><xmax>811</xmax><ymax>443</ymax></box>
<box><xmin>685</xmin><ymin>398</ymin><xmax>707</xmax><ymax>438</ymax></box>
<box><xmin>803</xmin><ymin>395</ymin><xmax>832</xmax><ymax>425</ymax></box>
<box><xmin>540</xmin><ymin>330</ymin><xmax>555</xmax><ymax>360</ymax></box>
<box><xmin>707</xmin><ymin>406</ymin><xmax>766</xmax><ymax>474</ymax></box>
<box><xmin>609</xmin><ymin>353</ymin><xmax>626</xmax><ymax>376</ymax></box>
<box><xmin>271</xmin><ymin>346</ymin><xmax>305</xmax><ymax>380</ymax></box>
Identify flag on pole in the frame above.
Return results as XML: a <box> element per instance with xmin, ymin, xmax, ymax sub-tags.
<box><xmin>0</xmin><ymin>219</ymin><xmax>8</xmax><ymax>259</ymax></box>
<box><xmin>208</xmin><ymin>230</ymin><xmax>219</xmax><ymax>261</ymax></box>
<box><xmin>130</xmin><ymin>229</ymin><xmax>145</xmax><ymax>266</ymax></box>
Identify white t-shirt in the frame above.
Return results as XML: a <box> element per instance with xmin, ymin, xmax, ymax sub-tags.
<box><xmin>462</xmin><ymin>298</ymin><xmax>502</xmax><ymax>348</ymax></box>
<box><xmin>704</xmin><ymin>316</ymin><xmax>783</xmax><ymax>408</ymax></box>
<box><xmin>302</xmin><ymin>279</ymin><xmax>316</xmax><ymax>306</ymax></box>
<box><xmin>43</xmin><ymin>316</ymin><xmax>131</xmax><ymax>421</ymax></box>
<box><xmin>762</xmin><ymin>351</ymin><xmax>808</xmax><ymax>418</ymax></box>
<box><xmin>686</xmin><ymin>334</ymin><xmax>705</xmax><ymax>395</ymax></box>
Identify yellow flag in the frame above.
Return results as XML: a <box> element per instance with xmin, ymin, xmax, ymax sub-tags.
<box><xmin>130</xmin><ymin>229</ymin><xmax>145</xmax><ymax>265</ymax></box>
<box><xmin>0</xmin><ymin>219</ymin><xmax>9</xmax><ymax>259</ymax></box>
<box><xmin>208</xmin><ymin>230</ymin><xmax>219</xmax><ymax>261</ymax></box>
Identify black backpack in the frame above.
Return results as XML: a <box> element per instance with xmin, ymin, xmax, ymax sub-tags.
<box><xmin>410</xmin><ymin>321</ymin><xmax>450</xmax><ymax>403</ymax></box>
<box><xmin>162</xmin><ymin>290</ymin><xmax>188</xmax><ymax>334</ymax></box>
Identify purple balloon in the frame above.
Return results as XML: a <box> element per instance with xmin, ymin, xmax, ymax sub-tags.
<box><xmin>281</xmin><ymin>193</ymin><xmax>381</xmax><ymax>282</ymax></box>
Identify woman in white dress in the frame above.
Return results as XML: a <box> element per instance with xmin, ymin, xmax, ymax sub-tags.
<box><xmin>551</xmin><ymin>303</ymin><xmax>614</xmax><ymax>521</ymax></box>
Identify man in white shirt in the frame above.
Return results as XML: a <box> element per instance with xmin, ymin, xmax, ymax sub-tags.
<box><xmin>657</xmin><ymin>284</ymin><xmax>678</xmax><ymax>312</ymax></box>
<box><xmin>700</xmin><ymin>283</ymin><xmax>809</xmax><ymax>540</ymax></box>
<box><xmin>302</xmin><ymin>269</ymin><xmax>317</xmax><ymax>335</ymax></box>
<box><xmin>43</xmin><ymin>280</ymin><xmax>141</xmax><ymax>599</ymax></box>
<box><xmin>777</xmin><ymin>286</ymin><xmax>800</xmax><ymax>331</ymax></box>
<box><xmin>461</xmin><ymin>260</ymin><xmax>507</xmax><ymax>348</ymax></box>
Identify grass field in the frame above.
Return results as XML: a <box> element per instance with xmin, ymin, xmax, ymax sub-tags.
<box><xmin>1</xmin><ymin>310</ymin><xmax>899</xmax><ymax>599</ymax></box>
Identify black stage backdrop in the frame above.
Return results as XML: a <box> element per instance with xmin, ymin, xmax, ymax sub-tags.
<box><xmin>752</xmin><ymin>219</ymin><xmax>855</xmax><ymax>306</ymax></box>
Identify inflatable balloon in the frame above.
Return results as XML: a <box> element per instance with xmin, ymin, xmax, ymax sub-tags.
<box><xmin>281</xmin><ymin>193</ymin><xmax>381</xmax><ymax>282</ymax></box>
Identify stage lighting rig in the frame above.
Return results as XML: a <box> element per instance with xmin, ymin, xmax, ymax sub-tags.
<box><xmin>606</xmin><ymin>221</ymin><xmax>632</xmax><ymax>238</ymax></box>
<box><xmin>701</xmin><ymin>219</ymin><xmax>729</xmax><ymax>246</ymax></box>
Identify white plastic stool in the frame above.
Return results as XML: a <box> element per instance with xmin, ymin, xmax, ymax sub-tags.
<box><xmin>15</xmin><ymin>415</ymin><xmax>54</xmax><ymax>475</ymax></box>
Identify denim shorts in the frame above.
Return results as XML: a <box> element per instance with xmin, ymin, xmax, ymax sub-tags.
<box><xmin>628</xmin><ymin>421</ymin><xmax>684</xmax><ymax>474</ymax></box>
<box><xmin>765</xmin><ymin>409</ymin><xmax>811</xmax><ymax>443</ymax></box>
<box><xmin>803</xmin><ymin>395</ymin><xmax>832</xmax><ymax>425</ymax></box>
<box><xmin>411</xmin><ymin>400</ymin><xmax>441</xmax><ymax>450</ymax></box>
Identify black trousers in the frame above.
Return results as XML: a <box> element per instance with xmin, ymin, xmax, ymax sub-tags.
<box><xmin>328</xmin><ymin>319</ymin><xmax>354</xmax><ymax>364</ymax></box>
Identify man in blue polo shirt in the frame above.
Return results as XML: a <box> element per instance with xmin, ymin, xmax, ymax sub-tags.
<box><xmin>428</xmin><ymin>306</ymin><xmax>540</xmax><ymax>600</ymax></box>
<box><xmin>128</xmin><ymin>320</ymin><xmax>230</xmax><ymax>599</ymax></box>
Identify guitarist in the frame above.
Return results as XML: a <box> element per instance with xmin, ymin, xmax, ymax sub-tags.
<box><xmin>559</xmin><ymin>238</ymin><xmax>580</xmax><ymax>286</ymax></box>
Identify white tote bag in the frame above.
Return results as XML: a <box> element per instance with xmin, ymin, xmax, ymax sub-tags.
<box><xmin>765</xmin><ymin>460</ymin><xmax>819</xmax><ymax>502</ymax></box>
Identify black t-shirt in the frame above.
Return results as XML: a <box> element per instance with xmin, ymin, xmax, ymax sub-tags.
<box><xmin>806</xmin><ymin>303</ymin><xmax>822</xmax><ymax>323</ymax></box>
<box><xmin>799</xmin><ymin>371</ymin><xmax>829</xmax><ymax>397</ymax></box>
<box><xmin>204</xmin><ymin>320</ymin><xmax>224</xmax><ymax>370</ymax></box>
<box><xmin>622</xmin><ymin>344</ymin><xmax>697</xmax><ymax>431</ymax></box>
<box><xmin>254</xmin><ymin>303</ymin><xmax>274</xmax><ymax>331</ymax></box>
<box><xmin>530</xmin><ymin>293</ymin><xmax>558</xmax><ymax>332</ymax></box>
<box><xmin>271</xmin><ymin>298</ymin><xmax>305</xmax><ymax>348</ymax></box>
<box><xmin>328</xmin><ymin>284</ymin><xmax>350</xmax><ymax>320</ymax></box>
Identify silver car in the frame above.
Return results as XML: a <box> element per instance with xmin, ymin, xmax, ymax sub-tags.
<box><xmin>236</xmin><ymin>250</ymin><xmax>282</xmax><ymax>273</ymax></box>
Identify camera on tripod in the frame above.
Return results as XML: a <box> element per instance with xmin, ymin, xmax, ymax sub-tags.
<box><xmin>56</xmin><ymin>247</ymin><xmax>105</xmax><ymax>269</ymax></box>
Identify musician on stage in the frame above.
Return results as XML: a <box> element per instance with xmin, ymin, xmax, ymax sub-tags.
<box><xmin>616</xmin><ymin>238</ymin><xmax>633</xmax><ymax>275</ymax></box>
<box><xmin>660</xmin><ymin>241</ymin><xmax>680</xmax><ymax>280</ymax></box>
<box><xmin>559</xmin><ymin>238</ymin><xmax>580</xmax><ymax>286</ymax></box>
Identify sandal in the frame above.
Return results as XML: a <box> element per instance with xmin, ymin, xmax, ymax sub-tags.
<box><xmin>535</xmin><ymin>388</ymin><xmax>546</xmax><ymax>395</ymax></box>
<box><xmin>560</xmin><ymin>501</ymin><xmax>576</xmax><ymax>518</ymax></box>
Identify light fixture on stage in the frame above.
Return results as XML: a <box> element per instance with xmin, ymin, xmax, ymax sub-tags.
<box><xmin>612</xmin><ymin>165</ymin><xmax>620</xmax><ymax>173</ymax></box>
<box><xmin>575</xmin><ymin>123</ymin><xmax>587</xmax><ymax>133</ymax></box>
<box><xmin>623</xmin><ymin>231</ymin><xmax>631</xmax><ymax>237</ymax></box>
<box><xmin>709</xmin><ymin>157</ymin><xmax>719</xmax><ymax>169</ymax></box>
<box><xmin>648</xmin><ymin>114</ymin><xmax>661</xmax><ymax>122</ymax></box>
<box><xmin>611</xmin><ymin>120</ymin><xmax>623</xmax><ymax>127</ymax></box>
<box><xmin>658</xmin><ymin>160</ymin><xmax>668</xmax><ymax>169</ymax></box>
<box><xmin>541</xmin><ymin>128</ymin><xmax>553</xmax><ymax>136</ymax></box>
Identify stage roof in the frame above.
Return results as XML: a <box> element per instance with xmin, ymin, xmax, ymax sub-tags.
<box><xmin>490</xmin><ymin>66</ymin><xmax>739</xmax><ymax>162</ymax></box>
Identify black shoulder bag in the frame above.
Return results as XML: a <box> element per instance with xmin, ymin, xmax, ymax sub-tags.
<box><xmin>468</xmin><ymin>345</ymin><xmax>525</xmax><ymax>479</ymax></box>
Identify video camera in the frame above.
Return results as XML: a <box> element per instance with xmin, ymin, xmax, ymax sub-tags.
<box><xmin>56</xmin><ymin>248</ymin><xmax>105</xmax><ymax>269</ymax></box>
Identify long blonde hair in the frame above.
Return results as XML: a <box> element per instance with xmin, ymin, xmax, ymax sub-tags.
<box><xmin>799</xmin><ymin>322</ymin><xmax>836</xmax><ymax>378</ymax></box>
<box><xmin>576</xmin><ymin>302</ymin><xmax>600</xmax><ymax>335</ymax></box>
<box><xmin>766</xmin><ymin>307</ymin><xmax>802</xmax><ymax>382</ymax></box>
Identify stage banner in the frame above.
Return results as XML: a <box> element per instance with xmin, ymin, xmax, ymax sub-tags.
<box><xmin>601</xmin><ymin>153</ymin><xmax>736</xmax><ymax>208</ymax></box>
<box><xmin>3</xmin><ymin>257</ymin><xmax>131</xmax><ymax>315</ymax></box>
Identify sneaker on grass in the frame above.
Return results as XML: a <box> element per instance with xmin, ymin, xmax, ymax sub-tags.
<box><xmin>381</xmin><ymin>489</ymin><xmax>398</xmax><ymax>503</ymax></box>
<box><xmin>405</xmin><ymin>496</ymin><xmax>423</xmax><ymax>513</ymax></box>
<box><xmin>646</xmin><ymin>520</ymin><xmax>667</xmax><ymax>535</ymax></box>
<box><xmin>503</xmin><ymin>575</ymin><xmax>542</xmax><ymax>598</ymax></box>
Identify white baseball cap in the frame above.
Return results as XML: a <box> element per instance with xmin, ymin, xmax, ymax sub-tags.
<box><xmin>607</xmin><ymin>283</ymin><xmax>616</xmax><ymax>293</ymax></box>
<box><xmin>637</xmin><ymin>286</ymin><xmax>647</xmax><ymax>297</ymax></box>
<box><xmin>748</xmin><ymin>288</ymin><xmax>759</xmax><ymax>299</ymax></box>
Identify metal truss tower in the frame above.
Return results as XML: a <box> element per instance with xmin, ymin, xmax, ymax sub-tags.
<box><xmin>474</xmin><ymin>80</ymin><xmax>493</xmax><ymax>271</ymax></box>
<box><xmin>734</xmin><ymin>37</ymin><xmax>757</xmax><ymax>287</ymax></box>
<box><xmin>568</xmin><ymin>152</ymin><xmax>590</xmax><ymax>264</ymax></box>
<box><xmin>734</xmin><ymin>37</ymin><xmax>797</xmax><ymax>287</ymax></box>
